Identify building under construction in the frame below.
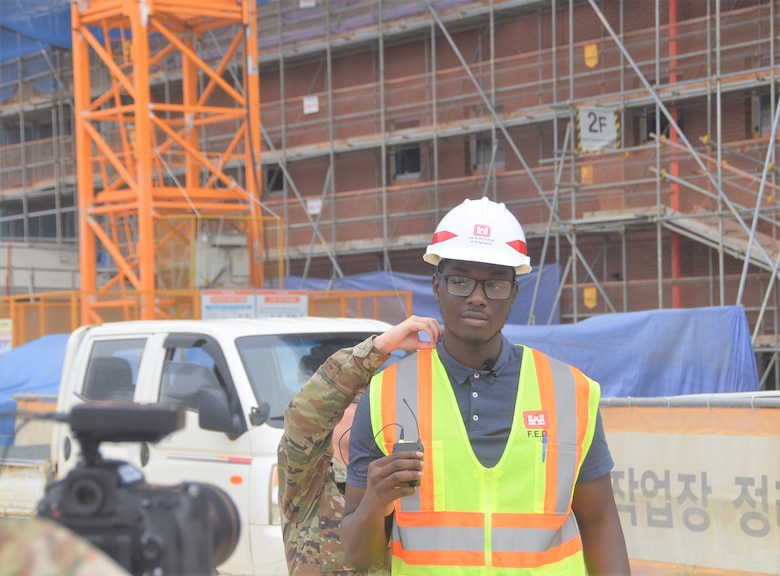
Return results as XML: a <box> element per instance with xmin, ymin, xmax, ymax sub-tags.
<box><xmin>1</xmin><ymin>1</ymin><xmax>779</xmax><ymax>376</ymax></box>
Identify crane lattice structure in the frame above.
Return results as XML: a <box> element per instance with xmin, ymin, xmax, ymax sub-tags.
<box><xmin>71</xmin><ymin>0</ymin><xmax>263</xmax><ymax>323</ymax></box>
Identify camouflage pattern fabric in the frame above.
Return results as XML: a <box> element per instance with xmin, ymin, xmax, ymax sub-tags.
<box><xmin>278</xmin><ymin>336</ymin><xmax>390</xmax><ymax>576</ymax></box>
<box><xmin>0</xmin><ymin>516</ymin><xmax>129</xmax><ymax>575</ymax></box>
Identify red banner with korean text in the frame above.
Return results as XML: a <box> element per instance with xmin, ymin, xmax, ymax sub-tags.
<box><xmin>602</xmin><ymin>406</ymin><xmax>779</xmax><ymax>576</ymax></box>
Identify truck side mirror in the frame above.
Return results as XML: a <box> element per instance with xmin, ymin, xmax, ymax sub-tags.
<box><xmin>198</xmin><ymin>387</ymin><xmax>242</xmax><ymax>438</ymax></box>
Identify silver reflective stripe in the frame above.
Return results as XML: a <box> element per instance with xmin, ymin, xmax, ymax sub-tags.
<box><xmin>394</xmin><ymin>353</ymin><xmax>421</xmax><ymax>444</ymax></box>
<box><xmin>492</xmin><ymin>515</ymin><xmax>579</xmax><ymax>552</ymax></box>
<box><xmin>547</xmin><ymin>355</ymin><xmax>580</xmax><ymax>514</ymax></box>
<box><xmin>397</xmin><ymin>483</ymin><xmax>421</xmax><ymax>512</ymax></box>
<box><xmin>396</xmin><ymin>516</ymin><xmax>579</xmax><ymax>553</ymax></box>
<box><xmin>393</xmin><ymin>353</ymin><xmax>423</xmax><ymax>513</ymax></box>
<box><xmin>395</xmin><ymin>525</ymin><xmax>485</xmax><ymax>551</ymax></box>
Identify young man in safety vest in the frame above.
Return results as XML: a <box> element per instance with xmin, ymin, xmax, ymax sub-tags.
<box><xmin>340</xmin><ymin>197</ymin><xmax>631</xmax><ymax>575</ymax></box>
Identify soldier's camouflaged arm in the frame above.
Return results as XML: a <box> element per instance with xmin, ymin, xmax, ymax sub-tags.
<box><xmin>278</xmin><ymin>336</ymin><xmax>389</xmax><ymax>519</ymax></box>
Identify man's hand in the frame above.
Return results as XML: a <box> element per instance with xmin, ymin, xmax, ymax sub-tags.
<box><xmin>366</xmin><ymin>449</ymin><xmax>425</xmax><ymax>515</ymax></box>
<box><xmin>341</xmin><ymin>450</ymin><xmax>425</xmax><ymax>568</ymax></box>
<box><xmin>373</xmin><ymin>315</ymin><xmax>442</xmax><ymax>355</ymax></box>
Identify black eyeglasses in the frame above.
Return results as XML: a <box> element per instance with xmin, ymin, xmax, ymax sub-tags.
<box><xmin>437</xmin><ymin>273</ymin><xmax>515</xmax><ymax>300</ymax></box>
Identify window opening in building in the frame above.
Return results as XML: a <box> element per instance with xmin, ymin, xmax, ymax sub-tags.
<box><xmin>391</xmin><ymin>144</ymin><xmax>421</xmax><ymax>180</ymax></box>
<box><xmin>637</xmin><ymin>107</ymin><xmax>682</xmax><ymax>144</ymax></box>
<box><xmin>473</xmin><ymin>134</ymin><xmax>505</xmax><ymax>171</ymax></box>
<box><xmin>264</xmin><ymin>165</ymin><xmax>284</xmax><ymax>195</ymax></box>
<box><xmin>757</xmin><ymin>94</ymin><xmax>775</xmax><ymax>138</ymax></box>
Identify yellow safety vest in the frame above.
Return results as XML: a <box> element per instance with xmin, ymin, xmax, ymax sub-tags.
<box><xmin>369</xmin><ymin>346</ymin><xmax>600</xmax><ymax>576</ymax></box>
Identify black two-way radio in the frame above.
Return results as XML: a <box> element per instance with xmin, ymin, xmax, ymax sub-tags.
<box><xmin>392</xmin><ymin>398</ymin><xmax>423</xmax><ymax>488</ymax></box>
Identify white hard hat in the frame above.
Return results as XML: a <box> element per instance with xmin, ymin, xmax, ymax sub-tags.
<box><xmin>423</xmin><ymin>197</ymin><xmax>532</xmax><ymax>275</ymax></box>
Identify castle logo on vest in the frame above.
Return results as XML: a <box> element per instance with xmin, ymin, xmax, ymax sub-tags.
<box><xmin>523</xmin><ymin>410</ymin><xmax>549</xmax><ymax>429</ymax></box>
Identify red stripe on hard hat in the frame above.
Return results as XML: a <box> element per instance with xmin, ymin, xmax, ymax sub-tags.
<box><xmin>507</xmin><ymin>239</ymin><xmax>528</xmax><ymax>255</ymax></box>
<box><xmin>431</xmin><ymin>230</ymin><xmax>457</xmax><ymax>244</ymax></box>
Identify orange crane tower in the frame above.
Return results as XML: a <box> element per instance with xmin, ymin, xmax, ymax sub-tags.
<box><xmin>71</xmin><ymin>0</ymin><xmax>264</xmax><ymax>323</ymax></box>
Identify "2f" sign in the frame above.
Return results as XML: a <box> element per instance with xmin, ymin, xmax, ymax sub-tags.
<box><xmin>578</xmin><ymin>106</ymin><xmax>620</xmax><ymax>151</ymax></box>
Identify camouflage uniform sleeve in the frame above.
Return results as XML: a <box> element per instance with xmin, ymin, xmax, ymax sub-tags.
<box><xmin>0</xmin><ymin>517</ymin><xmax>130</xmax><ymax>576</ymax></box>
<box><xmin>277</xmin><ymin>335</ymin><xmax>389</xmax><ymax>568</ymax></box>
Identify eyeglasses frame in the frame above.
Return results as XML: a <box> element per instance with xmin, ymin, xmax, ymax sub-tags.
<box><xmin>435</xmin><ymin>272</ymin><xmax>516</xmax><ymax>300</ymax></box>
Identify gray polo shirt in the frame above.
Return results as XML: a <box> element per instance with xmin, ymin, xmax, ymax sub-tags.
<box><xmin>347</xmin><ymin>334</ymin><xmax>613</xmax><ymax>487</ymax></box>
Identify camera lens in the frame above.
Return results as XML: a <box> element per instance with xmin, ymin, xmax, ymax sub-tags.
<box><xmin>67</xmin><ymin>476</ymin><xmax>105</xmax><ymax>517</ymax></box>
<box><xmin>198</xmin><ymin>483</ymin><xmax>241</xmax><ymax>568</ymax></box>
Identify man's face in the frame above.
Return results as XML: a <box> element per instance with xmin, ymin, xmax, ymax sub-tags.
<box><xmin>433</xmin><ymin>260</ymin><xmax>518</xmax><ymax>347</ymax></box>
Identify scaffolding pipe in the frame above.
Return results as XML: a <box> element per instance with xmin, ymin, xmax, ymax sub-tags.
<box><xmin>568</xmin><ymin>0</ymin><xmax>579</xmax><ymax>322</ymax></box>
<box><xmin>601</xmin><ymin>391</ymin><xmax>780</xmax><ymax>408</ymax></box>
<box><xmin>430</xmin><ymin>18</ymin><xmax>439</xmax><ymax>221</ymax></box>
<box><xmin>325</xmin><ymin>8</ymin><xmax>339</xmax><ymax>280</ymax></box>
<box><xmin>737</xmin><ymin>98</ymin><xmax>780</xmax><ymax>305</ymax></box>
<box><xmin>654</xmin><ymin>0</ymin><xmax>664</xmax><ymax>309</ymax></box>
<box><xmin>529</xmin><ymin>123</ymin><xmax>572</xmax><ymax>325</ymax></box>
<box><xmin>716</xmin><ymin>0</ymin><xmax>725</xmax><ymax>306</ymax></box>
<box><xmin>669</xmin><ymin>0</ymin><xmax>681</xmax><ymax>308</ymax></box>
<box><xmin>379</xmin><ymin>6</ymin><xmax>389</xmax><ymax>271</ymax></box>
<box><xmin>278</xmin><ymin>5</ymin><xmax>291</xmax><ymax>279</ymax></box>
<box><xmin>489</xmin><ymin>3</ymin><xmax>498</xmax><ymax>200</ymax></box>
<box><xmin>301</xmin><ymin>167</ymin><xmax>332</xmax><ymax>283</ymax></box>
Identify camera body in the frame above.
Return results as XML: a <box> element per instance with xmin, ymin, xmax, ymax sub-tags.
<box><xmin>37</xmin><ymin>403</ymin><xmax>239</xmax><ymax>576</ymax></box>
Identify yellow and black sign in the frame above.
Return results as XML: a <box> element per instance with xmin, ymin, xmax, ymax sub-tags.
<box><xmin>577</xmin><ymin>106</ymin><xmax>621</xmax><ymax>152</ymax></box>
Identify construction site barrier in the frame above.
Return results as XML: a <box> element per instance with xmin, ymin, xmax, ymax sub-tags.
<box><xmin>601</xmin><ymin>393</ymin><xmax>780</xmax><ymax>576</ymax></box>
<box><xmin>0</xmin><ymin>288</ymin><xmax>413</xmax><ymax>348</ymax></box>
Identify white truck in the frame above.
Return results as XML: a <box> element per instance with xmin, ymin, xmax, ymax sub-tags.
<box><xmin>0</xmin><ymin>317</ymin><xmax>393</xmax><ymax>575</ymax></box>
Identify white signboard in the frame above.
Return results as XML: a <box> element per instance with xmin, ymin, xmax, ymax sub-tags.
<box><xmin>578</xmin><ymin>106</ymin><xmax>620</xmax><ymax>151</ymax></box>
<box><xmin>603</xmin><ymin>406</ymin><xmax>779</xmax><ymax>575</ymax></box>
<box><xmin>256</xmin><ymin>291</ymin><xmax>309</xmax><ymax>318</ymax></box>
<box><xmin>200</xmin><ymin>290</ymin><xmax>256</xmax><ymax>319</ymax></box>
<box><xmin>303</xmin><ymin>95</ymin><xmax>319</xmax><ymax>115</ymax></box>
<box><xmin>306</xmin><ymin>197</ymin><xmax>322</xmax><ymax>215</ymax></box>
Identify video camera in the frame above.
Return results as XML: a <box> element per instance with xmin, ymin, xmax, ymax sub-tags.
<box><xmin>36</xmin><ymin>402</ymin><xmax>240</xmax><ymax>576</ymax></box>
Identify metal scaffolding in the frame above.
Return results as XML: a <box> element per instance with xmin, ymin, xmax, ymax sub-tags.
<box><xmin>250</xmin><ymin>1</ymin><xmax>778</xmax><ymax>329</ymax></box>
<box><xmin>1</xmin><ymin>0</ymin><xmax>778</xmax><ymax>363</ymax></box>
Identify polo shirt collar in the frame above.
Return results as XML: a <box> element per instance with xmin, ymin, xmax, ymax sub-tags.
<box><xmin>436</xmin><ymin>333</ymin><xmax>512</xmax><ymax>386</ymax></box>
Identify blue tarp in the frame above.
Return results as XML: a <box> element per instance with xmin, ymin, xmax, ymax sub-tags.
<box><xmin>503</xmin><ymin>306</ymin><xmax>759</xmax><ymax>398</ymax></box>
<box><xmin>279</xmin><ymin>264</ymin><xmax>562</xmax><ymax>327</ymax></box>
<box><xmin>279</xmin><ymin>275</ymin><xmax>758</xmax><ymax>397</ymax></box>
<box><xmin>0</xmin><ymin>333</ymin><xmax>68</xmax><ymax>446</ymax></box>
<box><xmin>0</xmin><ymin>302</ymin><xmax>760</xmax><ymax>444</ymax></box>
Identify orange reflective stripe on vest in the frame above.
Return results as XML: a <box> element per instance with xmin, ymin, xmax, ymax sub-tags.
<box><xmin>369</xmin><ymin>346</ymin><xmax>600</xmax><ymax>575</ymax></box>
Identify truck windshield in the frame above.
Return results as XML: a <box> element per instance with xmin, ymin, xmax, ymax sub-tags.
<box><xmin>236</xmin><ymin>332</ymin><xmax>379</xmax><ymax>428</ymax></box>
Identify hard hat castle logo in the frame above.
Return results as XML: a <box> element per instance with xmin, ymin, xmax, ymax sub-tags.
<box><xmin>474</xmin><ymin>224</ymin><xmax>491</xmax><ymax>238</ymax></box>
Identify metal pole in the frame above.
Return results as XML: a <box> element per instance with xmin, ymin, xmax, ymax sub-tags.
<box><xmin>379</xmin><ymin>2</ymin><xmax>389</xmax><ymax>270</ymax></box>
<box><xmin>325</xmin><ymin>6</ymin><xmax>340</xmax><ymax>279</ymax></box>
<box><xmin>716</xmin><ymin>0</ymin><xmax>725</xmax><ymax>306</ymax></box>
<box><xmin>654</xmin><ymin>0</ymin><xmax>664</xmax><ymax>309</ymax></box>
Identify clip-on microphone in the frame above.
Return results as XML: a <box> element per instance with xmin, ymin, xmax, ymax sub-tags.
<box><xmin>483</xmin><ymin>358</ymin><xmax>497</xmax><ymax>378</ymax></box>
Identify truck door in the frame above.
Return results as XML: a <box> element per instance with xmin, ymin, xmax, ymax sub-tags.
<box><xmin>141</xmin><ymin>333</ymin><xmax>253</xmax><ymax>575</ymax></box>
<box><xmin>56</xmin><ymin>337</ymin><xmax>148</xmax><ymax>477</ymax></box>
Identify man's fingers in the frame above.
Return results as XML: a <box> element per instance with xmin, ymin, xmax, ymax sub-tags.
<box><xmin>368</xmin><ymin>452</ymin><xmax>425</xmax><ymax>487</ymax></box>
